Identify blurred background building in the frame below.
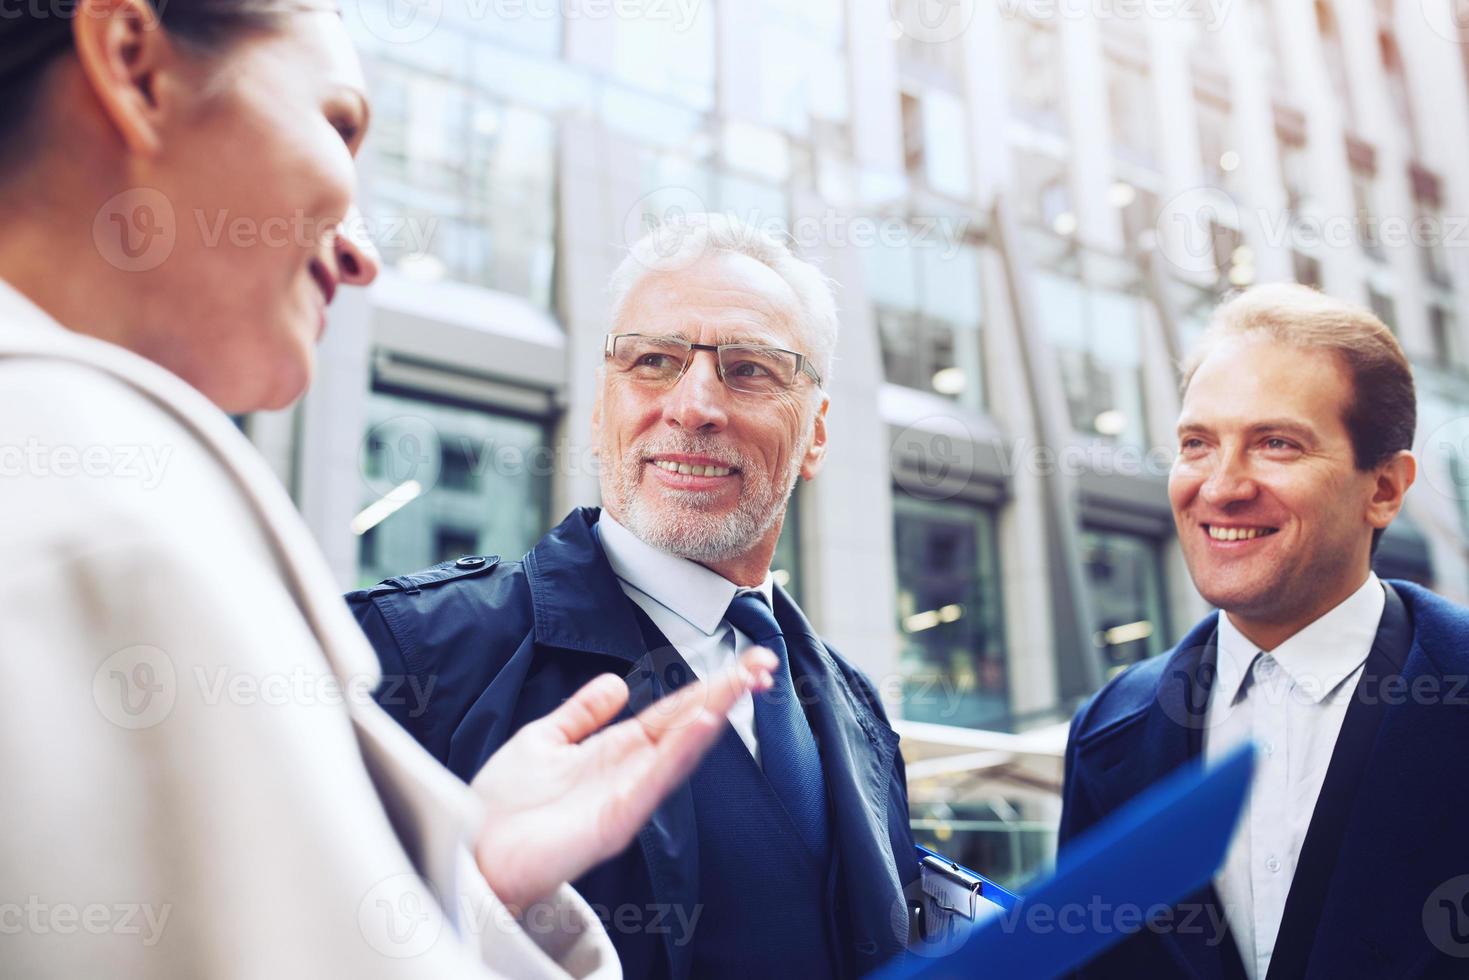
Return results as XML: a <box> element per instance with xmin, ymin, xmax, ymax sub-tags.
<box><xmin>242</xmin><ymin>0</ymin><xmax>1469</xmax><ymax>887</ymax></box>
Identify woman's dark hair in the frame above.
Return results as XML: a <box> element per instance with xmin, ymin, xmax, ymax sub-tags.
<box><xmin>0</xmin><ymin>0</ymin><xmax>312</xmax><ymax>171</ymax></box>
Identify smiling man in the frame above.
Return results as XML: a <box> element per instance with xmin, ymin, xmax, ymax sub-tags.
<box><xmin>1060</xmin><ymin>283</ymin><xmax>1469</xmax><ymax>978</ymax></box>
<box><xmin>348</xmin><ymin>214</ymin><xmax>920</xmax><ymax>980</ymax></box>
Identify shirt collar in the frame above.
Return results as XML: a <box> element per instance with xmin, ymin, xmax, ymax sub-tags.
<box><xmin>1215</xmin><ymin>572</ymin><xmax>1385</xmax><ymax>705</ymax></box>
<box><xmin>596</xmin><ymin>510</ymin><xmax>774</xmax><ymax>637</ymax></box>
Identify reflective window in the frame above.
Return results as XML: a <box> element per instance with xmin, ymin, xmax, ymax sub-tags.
<box><xmin>866</xmin><ymin>238</ymin><xmax>986</xmax><ymax>412</ymax></box>
<box><xmin>900</xmin><ymin>88</ymin><xmax>973</xmax><ymax>200</ymax></box>
<box><xmin>367</xmin><ymin>62</ymin><xmax>557</xmax><ymax>306</ymax></box>
<box><xmin>611</xmin><ymin>1</ymin><xmax>716</xmax><ymax>111</ymax></box>
<box><xmin>1003</xmin><ymin>14</ymin><xmax>1065</xmax><ymax>133</ymax></box>
<box><xmin>1081</xmin><ymin>529</ymin><xmax>1169</xmax><ymax>679</ymax></box>
<box><xmin>355</xmin><ymin>390</ymin><xmax>552</xmax><ymax>589</ymax></box>
<box><xmin>1106</xmin><ymin>57</ymin><xmax>1156</xmax><ymax>169</ymax></box>
<box><xmin>893</xmin><ymin>493</ymin><xmax>1008</xmax><ymax>728</ymax></box>
<box><xmin>749</xmin><ymin>0</ymin><xmax>848</xmax><ymax>136</ymax></box>
<box><xmin>1034</xmin><ymin>272</ymin><xmax>1149</xmax><ymax>449</ymax></box>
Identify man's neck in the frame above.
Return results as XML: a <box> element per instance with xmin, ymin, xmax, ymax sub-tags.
<box><xmin>1225</xmin><ymin>569</ymin><xmax>1374</xmax><ymax>652</ymax></box>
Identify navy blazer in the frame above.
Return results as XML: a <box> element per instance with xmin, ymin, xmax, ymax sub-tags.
<box><xmin>347</xmin><ymin>507</ymin><xmax>920</xmax><ymax>979</ymax></box>
<box><xmin>1060</xmin><ymin>580</ymin><xmax>1469</xmax><ymax>979</ymax></box>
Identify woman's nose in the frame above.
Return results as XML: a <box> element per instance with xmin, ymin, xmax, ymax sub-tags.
<box><xmin>334</xmin><ymin>205</ymin><xmax>380</xmax><ymax>287</ymax></box>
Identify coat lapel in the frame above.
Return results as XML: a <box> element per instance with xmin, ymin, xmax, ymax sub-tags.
<box><xmin>1289</xmin><ymin>584</ymin><xmax>1469</xmax><ymax>978</ymax></box>
<box><xmin>1077</xmin><ymin>618</ymin><xmax>1248</xmax><ymax>980</ymax></box>
<box><xmin>1264</xmin><ymin>584</ymin><xmax>1412</xmax><ymax>979</ymax></box>
<box><xmin>523</xmin><ymin>508</ymin><xmax>700</xmax><ymax>979</ymax></box>
<box><xmin>774</xmin><ymin>588</ymin><xmax>910</xmax><ymax>970</ymax></box>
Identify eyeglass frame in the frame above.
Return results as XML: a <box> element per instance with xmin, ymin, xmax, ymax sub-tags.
<box><xmin>602</xmin><ymin>332</ymin><xmax>825</xmax><ymax>392</ymax></box>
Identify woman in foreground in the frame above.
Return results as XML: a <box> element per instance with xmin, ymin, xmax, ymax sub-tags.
<box><xmin>0</xmin><ymin>2</ymin><xmax>774</xmax><ymax>977</ymax></box>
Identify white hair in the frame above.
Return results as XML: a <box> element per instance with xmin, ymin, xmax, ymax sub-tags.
<box><xmin>607</xmin><ymin>211</ymin><xmax>839</xmax><ymax>384</ymax></box>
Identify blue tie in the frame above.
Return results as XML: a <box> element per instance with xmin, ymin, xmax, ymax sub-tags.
<box><xmin>723</xmin><ymin>591</ymin><xmax>830</xmax><ymax>857</ymax></box>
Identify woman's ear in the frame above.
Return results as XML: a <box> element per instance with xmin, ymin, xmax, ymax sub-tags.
<box><xmin>70</xmin><ymin>0</ymin><xmax>174</xmax><ymax>157</ymax></box>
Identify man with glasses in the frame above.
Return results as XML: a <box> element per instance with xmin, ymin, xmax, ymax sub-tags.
<box><xmin>348</xmin><ymin>214</ymin><xmax>920</xmax><ymax>980</ymax></box>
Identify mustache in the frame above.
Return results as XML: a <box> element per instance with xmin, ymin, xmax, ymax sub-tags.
<box><xmin>629</xmin><ymin>433</ymin><xmax>754</xmax><ymax>472</ymax></box>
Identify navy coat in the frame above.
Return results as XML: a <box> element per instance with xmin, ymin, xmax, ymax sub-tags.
<box><xmin>347</xmin><ymin>507</ymin><xmax>920</xmax><ymax>979</ymax></box>
<box><xmin>1060</xmin><ymin>580</ymin><xmax>1469</xmax><ymax>979</ymax></box>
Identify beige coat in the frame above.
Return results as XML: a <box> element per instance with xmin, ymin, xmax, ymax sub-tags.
<box><xmin>0</xmin><ymin>280</ymin><xmax>618</xmax><ymax>979</ymax></box>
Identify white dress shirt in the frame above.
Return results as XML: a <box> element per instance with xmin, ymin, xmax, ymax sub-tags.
<box><xmin>596</xmin><ymin>511</ymin><xmax>772</xmax><ymax>763</ymax></box>
<box><xmin>1204</xmin><ymin>572</ymin><xmax>1386</xmax><ymax>980</ymax></box>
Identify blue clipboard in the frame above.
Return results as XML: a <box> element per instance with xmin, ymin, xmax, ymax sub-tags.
<box><xmin>874</xmin><ymin>741</ymin><xmax>1256</xmax><ymax>979</ymax></box>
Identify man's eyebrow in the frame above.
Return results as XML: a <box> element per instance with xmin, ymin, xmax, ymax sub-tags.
<box><xmin>1247</xmin><ymin>419</ymin><xmax>1319</xmax><ymax>442</ymax></box>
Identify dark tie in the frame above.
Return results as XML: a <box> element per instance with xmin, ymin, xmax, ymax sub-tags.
<box><xmin>723</xmin><ymin>591</ymin><xmax>830</xmax><ymax>857</ymax></box>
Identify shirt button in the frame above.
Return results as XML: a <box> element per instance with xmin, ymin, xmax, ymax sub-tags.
<box><xmin>1263</xmin><ymin>741</ymin><xmax>1276</xmax><ymax>756</ymax></box>
<box><xmin>1266</xmin><ymin>857</ymin><xmax>1281</xmax><ymax>873</ymax></box>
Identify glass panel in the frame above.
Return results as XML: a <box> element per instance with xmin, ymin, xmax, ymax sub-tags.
<box><xmin>1004</xmin><ymin>15</ymin><xmax>1065</xmax><ymax>133</ymax></box>
<box><xmin>368</xmin><ymin>63</ymin><xmax>557</xmax><ymax>305</ymax></box>
<box><xmin>356</xmin><ymin>390</ymin><xmax>552</xmax><ymax>589</ymax></box>
<box><xmin>1081</xmin><ymin>529</ymin><xmax>1169</xmax><ymax>680</ymax></box>
<box><xmin>893</xmin><ymin>494</ymin><xmax>1008</xmax><ymax>728</ymax></box>
<box><xmin>1106</xmin><ymin>58</ymin><xmax>1156</xmax><ymax>169</ymax></box>
<box><xmin>865</xmin><ymin>238</ymin><xmax>986</xmax><ymax>413</ymax></box>
<box><xmin>920</xmin><ymin>89</ymin><xmax>973</xmax><ymax>200</ymax></box>
<box><xmin>611</xmin><ymin>1</ymin><xmax>716</xmax><ymax>111</ymax></box>
<box><xmin>1034</xmin><ymin>272</ymin><xmax>1149</xmax><ymax>449</ymax></box>
<box><xmin>770</xmin><ymin>485</ymin><xmax>803</xmax><ymax>605</ymax></box>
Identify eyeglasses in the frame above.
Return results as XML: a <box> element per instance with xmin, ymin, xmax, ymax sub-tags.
<box><xmin>604</xmin><ymin>333</ymin><xmax>824</xmax><ymax>394</ymax></box>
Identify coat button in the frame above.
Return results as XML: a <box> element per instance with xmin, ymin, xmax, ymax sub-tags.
<box><xmin>455</xmin><ymin>556</ymin><xmax>486</xmax><ymax>568</ymax></box>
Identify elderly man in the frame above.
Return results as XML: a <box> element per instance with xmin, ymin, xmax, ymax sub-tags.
<box><xmin>1061</xmin><ymin>284</ymin><xmax>1469</xmax><ymax>978</ymax></box>
<box><xmin>349</xmin><ymin>215</ymin><xmax>920</xmax><ymax>980</ymax></box>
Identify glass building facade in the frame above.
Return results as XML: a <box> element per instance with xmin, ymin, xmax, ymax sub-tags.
<box><xmin>241</xmin><ymin>0</ymin><xmax>1469</xmax><ymax>886</ymax></box>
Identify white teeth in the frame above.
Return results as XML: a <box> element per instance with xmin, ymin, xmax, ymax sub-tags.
<box><xmin>652</xmin><ymin>460</ymin><xmax>732</xmax><ymax>478</ymax></box>
<box><xmin>1208</xmin><ymin>526</ymin><xmax>1274</xmax><ymax>541</ymax></box>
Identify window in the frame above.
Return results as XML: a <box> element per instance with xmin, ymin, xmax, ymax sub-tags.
<box><xmin>1107</xmin><ymin>57</ymin><xmax>1156</xmax><ymax>169</ymax></box>
<box><xmin>610</xmin><ymin>0</ymin><xmax>716</xmax><ymax>111</ymax></box>
<box><xmin>1004</xmin><ymin>15</ymin><xmax>1065</xmax><ymax>133</ymax></box>
<box><xmin>770</xmin><ymin>486</ymin><xmax>803</xmax><ymax>606</ymax></box>
<box><xmin>1431</xmin><ymin>305</ymin><xmax>1459</xmax><ymax>368</ymax></box>
<box><xmin>1369</xmin><ymin>288</ymin><xmax>1398</xmax><ymax>334</ymax></box>
<box><xmin>1351</xmin><ymin>166</ymin><xmax>1384</xmax><ymax>262</ymax></box>
<box><xmin>865</xmin><ymin>238</ymin><xmax>986</xmax><ymax>412</ymax></box>
<box><xmin>899</xmin><ymin>88</ymin><xmax>973</xmax><ymax>200</ymax></box>
<box><xmin>355</xmin><ymin>389</ymin><xmax>552</xmax><ymax>589</ymax></box>
<box><xmin>1081</xmin><ymin>529</ymin><xmax>1169</xmax><ymax>678</ymax></box>
<box><xmin>1034</xmin><ymin>272</ymin><xmax>1149</xmax><ymax>449</ymax></box>
<box><xmin>368</xmin><ymin>63</ymin><xmax>557</xmax><ymax>305</ymax></box>
<box><xmin>893</xmin><ymin>494</ymin><xmax>1008</xmax><ymax>728</ymax></box>
<box><xmin>750</xmin><ymin>0</ymin><xmax>848</xmax><ymax>137</ymax></box>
